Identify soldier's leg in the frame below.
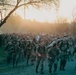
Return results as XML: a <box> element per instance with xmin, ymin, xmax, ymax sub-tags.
<box><xmin>54</xmin><ymin>63</ymin><xmax>57</xmax><ymax>73</ymax></box>
<box><xmin>40</xmin><ymin>59</ymin><xmax>44</xmax><ymax>74</ymax></box>
<box><xmin>13</xmin><ymin>55</ymin><xmax>16</xmax><ymax>67</ymax></box>
<box><xmin>62</xmin><ymin>60</ymin><xmax>66</xmax><ymax>70</ymax></box>
<box><xmin>36</xmin><ymin>57</ymin><xmax>41</xmax><ymax>73</ymax></box>
<box><xmin>24</xmin><ymin>50</ymin><xmax>26</xmax><ymax>58</ymax></box>
<box><xmin>26</xmin><ymin>54</ymin><xmax>30</xmax><ymax>66</ymax></box>
<box><xmin>48</xmin><ymin>60</ymin><xmax>53</xmax><ymax>73</ymax></box>
<box><xmin>7</xmin><ymin>56</ymin><xmax>11</xmax><ymax>64</ymax></box>
<box><xmin>16</xmin><ymin>54</ymin><xmax>20</xmax><ymax>66</ymax></box>
<box><xmin>21</xmin><ymin>50</ymin><xmax>24</xmax><ymax>61</ymax></box>
<box><xmin>7</xmin><ymin>53</ymin><xmax>12</xmax><ymax>64</ymax></box>
<box><xmin>60</xmin><ymin>60</ymin><xmax>63</xmax><ymax>70</ymax></box>
<box><xmin>31</xmin><ymin>55</ymin><xmax>35</xmax><ymax>65</ymax></box>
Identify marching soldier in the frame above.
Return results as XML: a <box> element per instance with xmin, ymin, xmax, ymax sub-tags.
<box><xmin>35</xmin><ymin>41</ymin><xmax>46</xmax><ymax>74</ymax></box>
<box><xmin>47</xmin><ymin>42</ymin><xmax>59</xmax><ymax>73</ymax></box>
<box><xmin>31</xmin><ymin>38</ymin><xmax>37</xmax><ymax>65</ymax></box>
<box><xmin>59</xmin><ymin>50</ymin><xmax>67</xmax><ymax>71</ymax></box>
<box><xmin>4</xmin><ymin>41</ymin><xmax>13</xmax><ymax>64</ymax></box>
<box><xmin>26</xmin><ymin>40</ymin><xmax>32</xmax><ymax>66</ymax></box>
<box><xmin>12</xmin><ymin>41</ymin><xmax>20</xmax><ymax>67</ymax></box>
<box><xmin>59</xmin><ymin>38</ymin><xmax>69</xmax><ymax>71</ymax></box>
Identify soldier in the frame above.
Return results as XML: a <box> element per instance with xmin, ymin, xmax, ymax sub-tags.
<box><xmin>25</xmin><ymin>40</ymin><xmax>32</xmax><ymax>66</ymax></box>
<box><xmin>12</xmin><ymin>40</ymin><xmax>20</xmax><ymax>67</ymax></box>
<box><xmin>59</xmin><ymin>50</ymin><xmax>67</xmax><ymax>71</ymax></box>
<box><xmin>47</xmin><ymin>42</ymin><xmax>59</xmax><ymax>73</ymax></box>
<box><xmin>23</xmin><ymin>39</ymin><xmax>27</xmax><ymax>58</ymax></box>
<box><xmin>68</xmin><ymin>37</ymin><xmax>74</xmax><ymax>60</ymax></box>
<box><xmin>12</xmin><ymin>43</ymin><xmax>17</xmax><ymax>67</ymax></box>
<box><xmin>19</xmin><ymin>39</ymin><xmax>26</xmax><ymax>61</ymax></box>
<box><xmin>35</xmin><ymin>41</ymin><xmax>46</xmax><ymax>74</ymax></box>
<box><xmin>59</xmin><ymin>39</ymin><xmax>69</xmax><ymax>71</ymax></box>
<box><xmin>31</xmin><ymin>38</ymin><xmax>37</xmax><ymax>65</ymax></box>
<box><xmin>4</xmin><ymin>41</ymin><xmax>13</xmax><ymax>64</ymax></box>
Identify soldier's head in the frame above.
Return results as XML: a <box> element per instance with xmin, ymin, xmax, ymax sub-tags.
<box><xmin>53</xmin><ymin>43</ymin><xmax>57</xmax><ymax>48</ymax></box>
<box><xmin>33</xmin><ymin>38</ymin><xmax>36</xmax><ymax>42</ymax></box>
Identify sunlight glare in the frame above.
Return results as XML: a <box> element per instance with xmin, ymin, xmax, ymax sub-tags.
<box><xmin>15</xmin><ymin>0</ymin><xmax>76</xmax><ymax>23</ymax></box>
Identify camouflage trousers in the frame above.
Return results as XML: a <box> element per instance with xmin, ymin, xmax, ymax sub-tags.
<box><xmin>48</xmin><ymin>59</ymin><xmax>54</xmax><ymax>73</ymax></box>
<box><xmin>60</xmin><ymin>59</ymin><xmax>67</xmax><ymax>70</ymax></box>
<box><xmin>36</xmin><ymin>56</ymin><xmax>45</xmax><ymax>73</ymax></box>
<box><xmin>12</xmin><ymin>54</ymin><xmax>20</xmax><ymax>67</ymax></box>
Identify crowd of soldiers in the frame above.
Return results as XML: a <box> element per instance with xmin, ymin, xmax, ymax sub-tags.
<box><xmin>0</xmin><ymin>32</ymin><xmax>76</xmax><ymax>74</ymax></box>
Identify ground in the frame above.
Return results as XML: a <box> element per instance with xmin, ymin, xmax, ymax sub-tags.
<box><xmin>0</xmin><ymin>46</ymin><xmax>76</xmax><ymax>75</ymax></box>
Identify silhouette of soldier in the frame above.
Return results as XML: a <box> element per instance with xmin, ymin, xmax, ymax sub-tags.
<box><xmin>35</xmin><ymin>41</ymin><xmax>46</xmax><ymax>74</ymax></box>
<box><xmin>47</xmin><ymin>42</ymin><xmax>59</xmax><ymax>73</ymax></box>
<box><xmin>26</xmin><ymin>41</ymin><xmax>32</xmax><ymax>66</ymax></box>
<box><xmin>59</xmin><ymin>39</ymin><xmax>69</xmax><ymax>71</ymax></box>
<box><xmin>12</xmin><ymin>41</ymin><xmax>20</xmax><ymax>67</ymax></box>
<box><xmin>4</xmin><ymin>41</ymin><xmax>13</xmax><ymax>64</ymax></box>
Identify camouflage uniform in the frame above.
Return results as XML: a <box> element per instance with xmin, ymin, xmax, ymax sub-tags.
<box><xmin>4</xmin><ymin>42</ymin><xmax>13</xmax><ymax>64</ymax></box>
<box><xmin>31</xmin><ymin>41</ymin><xmax>37</xmax><ymax>65</ymax></box>
<box><xmin>12</xmin><ymin>42</ymin><xmax>20</xmax><ymax>67</ymax></box>
<box><xmin>47</xmin><ymin>43</ymin><xmax>59</xmax><ymax>73</ymax></box>
<box><xmin>35</xmin><ymin>44</ymin><xmax>46</xmax><ymax>74</ymax></box>
<box><xmin>19</xmin><ymin>39</ymin><xmax>26</xmax><ymax>60</ymax></box>
<box><xmin>59</xmin><ymin>51</ymin><xmax>67</xmax><ymax>70</ymax></box>
<box><xmin>59</xmin><ymin>40</ymin><xmax>69</xmax><ymax>70</ymax></box>
<box><xmin>26</xmin><ymin>41</ymin><xmax>32</xmax><ymax>66</ymax></box>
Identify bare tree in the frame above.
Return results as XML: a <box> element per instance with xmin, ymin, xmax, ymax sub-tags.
<box><xmin>71</xmin><ymin>6</ymin><xmax>76</xmax><ymax>36</ymax></box>
<box><xmin>55</xmin><ymin>16</ymin><xmax>69</xmax><ymax>34</ymax></box>
<box><xmin>0</xmin><ymin>0</ymin><xmax>60</xmax><ymax>27</ymax></box>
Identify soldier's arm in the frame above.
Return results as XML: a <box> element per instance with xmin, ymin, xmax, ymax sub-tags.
<box><xmin>47</xmin><ymin>49</ymin><xmax>52</xmax><ymax>59</ymax></box>
<box><xmin>36</xmin><ymin>45</ymin><xmax>41</xmax><ymax>56</ymax></box>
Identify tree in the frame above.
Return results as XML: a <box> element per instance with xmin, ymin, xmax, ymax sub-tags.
<box><xmin>0</xmin><ymin>0</ymin><xmax>60</xmax><ymax>27</ymax></box>
<box><xmin>55</xmin><ymin>16</ymin><xmax>69</xmax><ymax>34</ymax></box>
<box><xmin>71</xmin><ymin>6</ymin><xmax>76</xmax><ymax>36</ymax></box>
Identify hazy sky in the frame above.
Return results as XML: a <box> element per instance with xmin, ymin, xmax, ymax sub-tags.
<box><xmin>16</xmin><ymin>0</ymin><xmax>76</xmax><ymax>22</ymax></box>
